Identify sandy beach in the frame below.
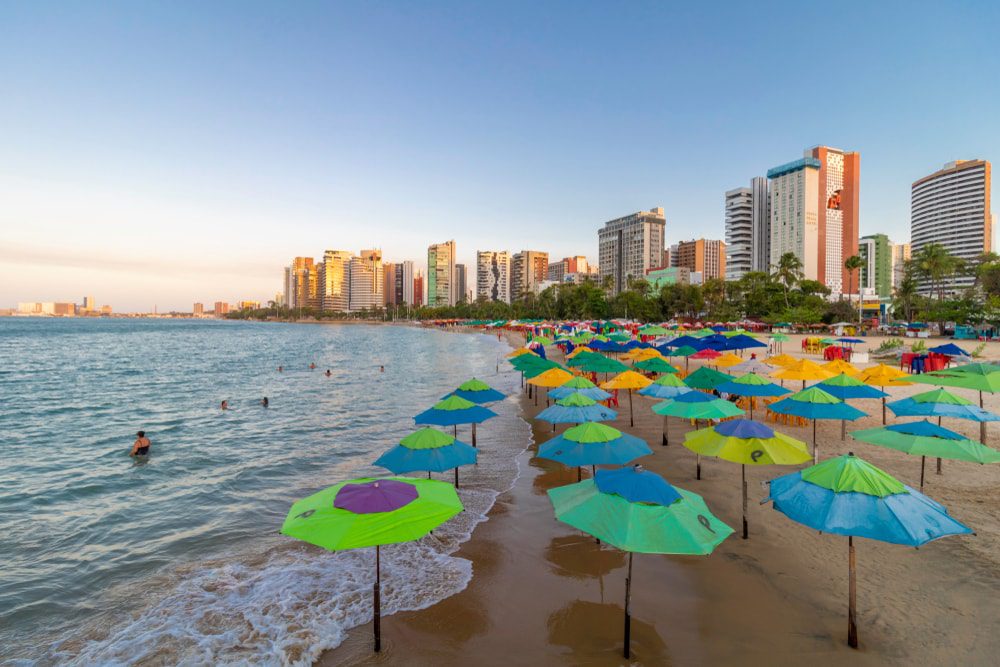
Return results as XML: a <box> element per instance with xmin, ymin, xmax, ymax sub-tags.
<box><xmin>321</xmin><ymin>330</ymin><xmax>1000</xmax><ymax>666</ymax></box>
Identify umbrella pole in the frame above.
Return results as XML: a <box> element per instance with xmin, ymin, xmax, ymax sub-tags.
<box><xmin>546</xmin><ymin>387</ymin><xmax>550</xmax><ymax>407</ymax></box>
<box><xmin>848</xmin><ymin>537</ymin><xmax>858</xmax><ymax>649</ymax></box>
<box><xmin>881</xmin><ymin>396</ymin><xmax>886</xmax><ymax>425</ymax></box>
<box><xmin>813</xmin><ymin>419</ymin><xmax>818</xmax><ymax>464</ymax></box>
<box><xmin>742</xmin><ymin>463</ymin><xmax>748</xmax><ymax>539</ymax></box>
<box><xmin>920</xmin><ymin>456</ymin><xmax>926</xmax><ymax>491</ymax></box>
<box><xmin>455</xmin><ymin>466</ymin><xmax>459</xmax><ymax>488</ymax></box>
<box><xmin>696</xmin><ymin>453</ymin><xmax>701</xmax><ymax>480</ymax></box>
<box><xmin>629</xmin><ymin>389</ymin><xmax>634</xmax><ymax>427</ymax></box>
<box><xmin>453</xmin><ymin>425</ymin><xmax>457</xmax><ymax>438</ymax></box>
<box><xmin>981</xmin><ymin>391</ymin><xmax>987</xmax><ymax>444</ymax></box>
<box><xmin>623</xmin><ymin>551</ymin><xmax>633</xmax><ymax>659</ymax></box>
<box><xmin>374</xmin><ymin>545</ymin><xmax>382</xmax><ymax>652</ymax></box>
<box><xmin>936</xmin><ymin>417</ymin><xmax>942</xmax><ymax>475</ymax></box>
<box><xmin>472</xmin><ymin>423</ymin><xmax>477</xmax><ymax>447</ymax></box>
<box><xmin>662</xmin><ymin>415</ymin><xmax>668</xmax><ymax>446</ymax></box>
<box><xmin>841</xmin><ymin>419</ymin><xmax>846</xmax><ymax>441</ymax></box>
<box><xmin>577</xmin><ymin>466</ymin><xmax>582</xmax><ymax>482</ymax></box>
<box><xmin>534</xmin><ymin>385</ymin><xmax>538</xmax><ymax>406</ymax></box>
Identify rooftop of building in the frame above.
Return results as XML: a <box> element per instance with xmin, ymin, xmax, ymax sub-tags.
<box><xmin>766</xmin><ymin>157</ymin><xmax>822</xmax><ymax>179</ymax></box>
<box><xmin>912</xmin><ymin>159</ymin><xmax>990</xmax><ymax>188</ymax></box>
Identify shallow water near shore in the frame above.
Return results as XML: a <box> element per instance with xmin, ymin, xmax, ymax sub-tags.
<box><xmin>0</xmin><ymin>318</ymin><xmax>526</xmax><ymax>664</ymax></box>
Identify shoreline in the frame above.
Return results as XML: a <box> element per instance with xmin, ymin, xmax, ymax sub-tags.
<box><xmin>320</xmin><ymin>329</ymin><xmax>1000</xmax><ymax>666</ymax></box>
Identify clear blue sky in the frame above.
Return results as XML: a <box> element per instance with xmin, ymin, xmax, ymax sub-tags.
<box><xmin>2</xmin><ymin>1</ymin><xmax>997</xmax><ymax>311</ymax></box>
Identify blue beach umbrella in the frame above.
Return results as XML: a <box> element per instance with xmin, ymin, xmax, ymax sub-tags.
<box><xmin>548</xmin><ymin>385</ymin><xmax>614</xmax><ymax>402</ymax></box>
<box><xmin>767</xmin><ymin>387</ymin><xmax>867</xmax><ymax>463</ymax></box>
<box><xmin>415</xmin><ymin>395</ymin><xmax>498</xmax><ymax>444</ymax></box>
<box><xmin>887</xmin><ymin>388</ymin><xmax>1000</xmax><ymax>422</ymax></box>
<box><xmin>764</xmin><ymin>453</ymin><xmax>972</xmax><ymax>648</ymax></box>
<box><xmin>538</xmin><ymin>422</ymin><xmax>651</xmax><ymax>480</ymax></box>
<box><xmin>444</xmin><ymin>377</ymin><xmax>506</xmax><ymax>404</ymax></box>
<box><xmin>715</xmin><ymin>373</ymin><xmax>790</xmax><ymax>419</ymax></box>
<box><xmin>927</xmin><ymin>343</ymin><xmax>971</xmax><ymax>358</ymax></box>
<box><xmin>638</xmin><ymin>374</ymin><xmax>693</xmax><ymax>400</ymax></box>
<box><xmin>536</xmin><ymin>393</ymin><xmax>618</xmax><ymax>429</ymax></box>
<box><xmin>810</xmin><ymin>373</ymin><xmax>889</xmax><ymax>440</ymax></box>
<box><xmin>374</xmin><ymin>428</ymin><xmax>477</xmax><ymax>487</ymax></box>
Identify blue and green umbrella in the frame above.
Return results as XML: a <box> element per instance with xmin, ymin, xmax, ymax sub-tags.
<box><xmin>764</xmin><ymin>453</ymin><xmax>972</xmax><ymax>648</ymax></box>
<box><xmin>767</xmin><ymin>387</ymin><xmax>866</xmax><ymax>463</ymax></box>
<box><xmin>536</xmin><ymin>392</ymin><xmax>618</xmax><ymax>429</ymax></box>
<box><xmin>715</xmin><ymin>372</ymin><xmax>790</xmax><ymax>419</ymax></box>
<box><xmin>537</xmin><ymin>422</ymin><xmax>651</xmax><ymax>480</ymax></box>
<box><xmin>415</xmin><ymin>394</ymin><xmax>497</xmax><ymax>445</ymax></box>
<box><xmin>374</xmin><ymin>427</ymin><xmax>477</xmax><ymax>487</ymax></box>
<box><xmin>444</xmin><ymin>377</ymin><xmax>506</xmax><ymax>404</ymax></box>
<box><xmin>549</xmin><ymin>375</ymin><xmax>613</xmax><ymax>402</ymax></box>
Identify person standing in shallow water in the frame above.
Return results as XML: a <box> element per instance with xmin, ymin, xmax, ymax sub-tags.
<box><xmin>130</xmin><ymin>431</ymin><xmax>151</xmax><ymax>457</ymax></box>
<box><xmin>261</xmin><ymin>397</ymin><xmax>269</xmax><ymax>408</ymax></box>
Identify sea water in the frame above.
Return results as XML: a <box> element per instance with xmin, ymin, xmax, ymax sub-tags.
<box><xmin>0</xmin><ymin>318</ymin><xmax>528</xmax><ymax>664</ymax></box>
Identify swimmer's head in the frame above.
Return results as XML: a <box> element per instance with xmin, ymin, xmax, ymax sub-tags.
<box><xmin>137</xmin><ymin>430</ymin><xmax>145</xmax><ymax>437</ymax></box>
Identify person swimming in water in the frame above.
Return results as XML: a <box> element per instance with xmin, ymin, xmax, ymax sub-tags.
<box><xmin>325</xmin><ymin>369</ymin><xmax>331</xmax><ymax>377</ymax></box>
<box><xmin>130</xmin><ymin>431</ymin><xmax>151</xmax><ymax>457</ymax></box>
<box><xmin>278</xmin><ymin>365</ymin><xmax>283</xmax><ymax>372</ymax></box>
<box><xmin>221</xmin><ymin>400</ymin><xmax>229</xmax><ymax>410</ymax></box>
<box><xmin>379</xmin><ymin>365</ymin><xmax>385</xmax><ymax>373</ymax></box>
<box><xmin>261</xmin><ymin>397</ymin><xmax>269</xmax><ymax>408</ymax></box>
<box><xmin>310</xmin><ymin>363</ymin><xmax>316</xmax><ymax>370</ymax></box>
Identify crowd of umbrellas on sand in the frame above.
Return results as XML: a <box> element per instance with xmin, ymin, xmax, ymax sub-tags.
<box><xmin>278</xmin><ymin>323</ymin><xmax>1000</xmax><ymax>658</ymax></box>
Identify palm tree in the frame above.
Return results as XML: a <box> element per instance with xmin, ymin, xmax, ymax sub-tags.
<box><xmin>844</xmin><ymin>255</ymin><xmax>865</xmax><ymax>324</ymax></box>
<box><xmin>892</xmin><ymin>263</ymin><xmax>919</xmax><ymax>322</ymax></box>
<box><xmin>772</xmin><ymin>252</ymin><xmax>803</xmax><ymax>309</ymax></box>
<box><xmin>913</xmin><ymin>243</ymin><xmax>959</xmax><ymax>300</ymax></box>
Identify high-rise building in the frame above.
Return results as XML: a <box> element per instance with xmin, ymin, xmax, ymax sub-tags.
<box><xmin>891</xmin><ymin>243</ymin><xmax>911</xmax><ymax>291</ymax></box>
<box><xmin>401</xmin><ymin>260</ymin><xmax>415</xmax><ymax>305</ymax></box>
<box><xmin>382</xmin><ymin>262</ymin><xmax>397</xmax><ymax>306</ymax></box>
<box><xmin>318</xmin><ymin>250</ymin><xmax>351</xmax><ymax>312</ymax></box>
<box><xmin>675</xmin><ymin>239</ymin><xmax>726</xmax><ymax>281</ymax></box>
<box><xmin>427</xmin><ymin>240</ymin><xmax>456</xmax><ymax>306</ymax></box>
<box><xmin>476</xmin><ymin>251</ymin><xmax>511</xmax><ymax>303</ymax></box>
<box><xmin>455</xmin><ymin>264</ymin><xmax>468</xmax><ymax>303</ymax></box>
<box><xmin>348</xmin><ymin>249</ymin><xmax>383</xmax><ymax>312</ymax></box>
<box><xmin>911</xmin><ymin>160</ymin><xmax>993</xmax><ymax>294</ymax></box>
<box><xmin>725</xmin><ymin>177</ymin><xmax>769</xmax><ymax>280</ymax></box>
<box><xmin>193</xmin><ymin>302</ymin><xmax>204</xmax><ymax>315</ymax></box>
<box><xmin>547</xmin><ymin>255</ymin><xmax>589</xmax><ymax>282</ymax></box>
<box><xmin>413</xmin><ymin>271</ymin><xmax>424</xmax><ymax>307</ymax></box>
<box><xmin>82</xmin><ymin>295</ymin><xmax>95</xmax><ymax>312</ymax></box>
<box><xmin>768</xmin><ymin>147</ymin><xmax>860</xmax><ymax>295</ymax></box>
<box><xmin>598</xmin><ymin>207</ymin><xmax>666</xmax><ymax>294</ymax></box>
<box><xmin>286</xmin><ymin>257</ymin><xmax>317</xmax><ymax>309</ymax></box>
<box><xmin>858</xmin><ymin>234</ymin><xmax>892</xmax><ymax>299</ymax></box>
<box><xmin>214</xmin><ymin>301</ymin><xmax>230</xmax><ymax>316</ymax></box>
<box><xmin>511</xmin><ymin>250</ymin><xmax>549</xmax><ymax>298</ymax></box>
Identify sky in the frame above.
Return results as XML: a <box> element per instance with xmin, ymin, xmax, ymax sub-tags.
<box><xmin>2</xmin><ymin>1</ymin><xmax>998</xmax><ymax>312</ymax></box>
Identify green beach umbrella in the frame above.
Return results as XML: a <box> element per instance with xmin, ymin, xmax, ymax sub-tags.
<box><xmin>683</xmin><ymin>366</ymin><xmax>732</xmax><ymax>390</ymax></box>
<box><xmin>652</xmin><ymin>391</ymin><xmax>744</xmax><ymax>477</ymax></box>
<box><xmin>851</xmin><ymin>420</ymin><xmax>1000</xmax><ymax>490</ymax></box>
<box><xmin>281</xmin><ymin>477</ymin><xmax>463</xmax><ymax>652</ymax></box>
<box><xmin>530</xmin><ymin>335</ymin><xmax>554</xmax><ymax>346</ymax></box>
<box><xmin>607</xmin><ymin>332</ymin><xmax>632</xmax><ymax>343</ymax></box>
<box><xmin>908</xmin><ymin>363</ymin><xmax>1000</xmax><ymax>443</ymax></box>
<box><xmin>574</xmin><ymin>355</ymin><xmax>630</xmax><ymax>375</ymax></box>
<box><xmin>638</xmin><ymin>324</ymin><xmax>669</xmax><ymax>336</ymax></box>
<box><xmin>548</xmin><ymin>465</ymin><xmax>733</xmax><ymax>659</ymax></box>
<box><xmin>566</xmin><ymin>350</ymin><xmax>604</xmax><ymax>367</ymax></box>
<box><xmin>633</xmin><ymin>357</ymin><xmax>680</xmax><ymax>375</ymax></box>
<box><xmin>714</xmin><ymin>372</ymin><xmax>790</xmax><ymax>419</ymax></box>
<box><xmin>767</xmin><ymin>387</ymin><xmax>867</xmax><ymax>463</ymax></box>
<box><xmin>684</xmin><ymin>419</ymin><xmax>810</xmax><ymax>538</ymax></box>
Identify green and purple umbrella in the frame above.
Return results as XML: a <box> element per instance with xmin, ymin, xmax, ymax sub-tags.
<box><xmin>281</xmin><ymin>476</ymin><xmax>463</xmax><ymax>652</ymax></box>
<box><xmin>548</xmin><ymin>465</ymin><xmax>733</xmax><ymax>659</ymax></box>
<box><xmin>767</xmin><ymin>387</ymin><xmax>866</xmax><ymax>463</ymax></box>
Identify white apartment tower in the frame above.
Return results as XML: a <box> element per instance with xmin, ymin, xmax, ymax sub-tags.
<box><xmin>401</xmin><ymin>260</ymin><xmax>415</xmax><ymax>305</ymax></box>
<box><xmin>767</xmin><ymin>158</ymin><xmax>821</xmax><ymax>282</ymax></box>
<box><xmin>348</xmin><ymin>249</ymin><xmax>383</xmax><ymax>312</ymax></box>
<box><xmin>598</xmin><ymin>207</ymin><xmax>666</xmax><ymax>294</ymax></box>
<box><xmin>725</xmin><ymin>188</ymin><xmax>753</xmax><ymax>280</ymax></box>
<box><xmin>476</xmin><ymin>251</ymin><xmax>511</xmax><ymax>303</ymax></box>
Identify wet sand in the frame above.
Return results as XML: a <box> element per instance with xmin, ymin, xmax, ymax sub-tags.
<box><xmin>322</xmin><ymin>332</ymin><xmax>1000</xmax><ymax>666</ymax></box>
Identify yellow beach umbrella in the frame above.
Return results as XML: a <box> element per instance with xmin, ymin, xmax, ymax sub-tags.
<box><xmin>600</xmin><ymin>370</ymin><xmax>654</xmax><ymax>428</ymax></box>
<box><xmin>567</xmin><ymin>346</ymin><xmax>594</xmax><ymax>359</ymax></box>
<box><xmin>527</xmin><ymin>368</ymin><xmax>575</xmax><ymax>407</ymax></box>
<box><xmin>823</xmin><ymin>359</ymin><xmax>859</xmax><ymax>376</ymax></box>
<box><xmin>858</xmin><ymin>363</ymin><xmax>913</xmax><ymax>424</ymax></box>
<box><xmin>507</xmin><ymin>347</ymin><xmax>536</xmax><ymax>358</ymax></box>
<box><xmin>711</xmin><ymin>352</ymin><xmax>745</xmax><ymax>368</ymax></box>
<box><xmin>772</xmin><ymin>359</ymin><xmax>834</xmax><ymax>389</ymax></box>
<box><xmin>622</xmin><ymin>347</ymin><xmax>664</xmax><ymax>362</ymax></box>
<box><xmin>766</xmin><ymin>353</ymin><xmax>798</xmax><ymax>367</ymax></box>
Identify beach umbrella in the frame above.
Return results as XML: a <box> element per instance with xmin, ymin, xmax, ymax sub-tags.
<box><xmin>510</xmin><ymin>354</ymin><xmax>558</xmax><ymax>391</ymax></box>
<box><xmin>527</xmin><ymin>367</ymin><xmax>575</xmax><ymax>406</ymax></box>
<box><xmin>633</xmin><ymin>357</ymin><xmax>680</xmax><ymax>375</ymax></box>
<box><xmin>566</xmin><ymin>349</ymin><xmax>604</xmax><ymax>366</ymax></box>
<box><xmin>729</xmin><ymin>358</ymin><xmax>773</xmax><ymax>374</ymax></box>
<box><xmin>537</xmin><ymin>422</ymin><xmax>652</xmax><ymax>480</ymax></box>
<box><xmin>857</xmin><ymin>363</ymin><xmax>912</xmax><ymax>424</ymax></box>
<box><xmin>608</xmin><ymin>332</ymin><xmax>632</xmax><ymax>343</ymax></box>
<box><xmin>771</xmin><ymin>359</ymin><xmax>834</xmax><ymax>389</ymax></box>
<box><xmin>763</xmin><ymin>453</ymin><xmax>971</xmax><ymax>648</ymax></box>
<box><xmin>715</xmin><ymin>372</ymin><xmax>790</xmax><ymax>419</ymax></box>
<box><xmin>652</xmin><ymin>392</ymin><xmax>744</xmax><ymax>471</ymax></box>
<box><xmin>374</xmin><ymin>428</ymin><xmax>477</xmax><ymax>487</ymax></box>
<box><xmin>574</xmin><ymin>355</ymin><xmax>630</xmax><ymax>376</ymax></box>
<box><xmin>601</xmin><ymin>370</ymin><xmax>654</xmax><ymax>427</ymax></box>
<box><xmin>530</xmin><ymin>335</ymin><xmax>554</xmax><ymax>346</ymax></box>
<box><xmin>724</xmin><ymin>334</ymin><xmax>769</xmax><ymax>352</ymax></box>
<box><xmin>566</xmin><ymin>345</ymin><xmax>595</xmax><ymax>359</ymax></box>
<box><xmin>281</xmin><ymin>476</ymin><xmax>463</xmax><ymax>652</ymax></box>
<box><xmin>770</xmin><ymin>332</ymin><xmax>790</xmax><ymax>352</ymax></box>
<box><xmin>822</xmin><ymin>359</ymin><xmax>859</xmax><ymax>376</ymax></box>
<box><xmin>446</xmin><ymin>377</ymin><xmax>505</xmax><ymax>404</ymax></box>
<box><xmin>710</xmin><ymin>352</ymin><xmax>744</xmax><ymax>368</ymax></box>
<box><xmin>638</xmin><ymin>375</ymin><xmax>693</xmax><ymax>444</ymax></box>
<box><xmin>415</xmin><ymin>395</ymin><xmax>498</xmax><ymax>443</ymax></box>
<box><xmin>548</xmin><ymin>466</ymin><xmax>733</xmax><ymax>658</ymax></box>
<box><xmin>537</xmin><ymin>392</ymin><xmax>618</xmax><ymax>428</ymax></box>
<box><xmin>684</xmin><ymin>419</ymin><xmax>810</xmax><ymax>538</ymax></box>
<box><xmin>908</xmin><ymin>362</ymin><xmax>1000</xmax><ymax>443</ymax></box>
<box><xmin>811</xmin><ymin>373</ymin><xmax>888</xmax><ymax>440</ymax></box>
<box><xmin>638</xmin><ymin>324</ymin><xmax>669</xmax><ymax>336</ymax></box>
<box><xmin>767</xmin><ymin>387</ymin><xmax>866</xmax><ymax>463</ymax></box>
<box><xmin>622</xmin><ymin>347</ymin><xmax>663</xmax><ymax>362</ymax></box>
<box><xmin>683</xmin><ymin>366</ymin><xmax>732</xmax><ymax>391</ymax></box>
<box><xmin>927</xmin><ymin>343</ymin><xmax>971</xmax><ymax>359</ymax></box>
<box><xmin>765</xmin><ymin>353</ymin><xmax>798</xmax><ymax>367</ymax></box>
<box><xmin>662</xmin><ymin>344</ymin><xmax>700</xmax><ymax>371</ymax></box>
<box><xmin>549</xmin><ymin>375</ymin><xmax>614</xmax><ymax>402</ymax></box>
<box><xmin>851</xmin><ymin>420</ymin><xmax>1000</xmax><ymax>490</ymax></box>
<box><xmin>506</xmin><ymin>347</ymin><xmax>537</xmax><ymax>358</ymax></box>
<box><xmin>691</xmin><ymin>348</ymin><xmax>722</xmax><ymax>360</ymax></box>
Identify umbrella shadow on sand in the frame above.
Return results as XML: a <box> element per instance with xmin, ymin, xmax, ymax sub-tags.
<box><xmin>545</xmin><ymin>535</ymin><xmax>625</xmax><ymax>580</ymax></box>
<box><xmin>547</xmin><ymin>600</ymin><xmax>670</xmax><ymax>664</ymax></box>
<box><xmin>530</xmin><ymin>458</ymin><xmax>582</xmax><ymax>495</ymax></box>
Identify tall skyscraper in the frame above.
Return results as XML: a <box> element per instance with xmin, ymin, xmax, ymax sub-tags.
<box><xmin>318</xmin><ymin>250</ymin><xmax>351</xmax><ymax>312</ymax></box>
<box><xmin>858</xmin><ymin>234</ymin><xmax>892</xmax><ymax>299</ymax></box>
<box><xmin>401</xmin><ymin>260</ymin><xmax>415</xmax><ymax>305</ymax></box>
<box><xmin>911</xmin><ymin>160</ymin><xmax>993</xmax><ymax>294</ymax></box>
<box><xmin>511</xmin><ymin>250</ymin><xmax>549</xmax><ymax>298</ymax></box>
<box><xmin>675</xmin><ymin>239</ymin><xmax>727</xmax><ymax>281</ymax></box>
<box><xmin>413</xmin><ymin>271</ymin><xmax>424</xmax><ymax>307</ymax></box>
<box><xmin>193</xmin><ymin>302</ymin><xmax>204</xmax><ymax>315</ymax></box>
<box><xmin>547</xmin><ymin>255</ymin><xmax>589</xmax><ymax>282</ymax></box>
<box><xmin>455</xmin><ymin>264</ymin><xmax>468</xmax><ymax>303</ymax></box>
<box><xmin>427</xmin><ymin>240</ymin><xmax>456</xmax><ymax>306</ymax></box>
<box><xmin>476</xmin><ymin>250</ymin><xmax>511</xmax><ymax>303</ymax></box>
<box><xmin>285</xmin><ymin>257</ymin><xmax>316</xmax><ymax>309</ymax></box>
<box><xmin>891</xmin><ymin>243</ymin><xmax>911</xmax><ymax>291</ymax></box>
<box><xmin>382</xmin><ymin>262</ymin><xmax>397</xmax><ymax>306</ymax></box>
<box><xmin>768</xmin><ymin>158</ymin><xmax>821</xmax><ymax>283</ymax></box>
<box><xmin>348</xmin><ymin>249</ymin><xmax>383</xmax><ymax>312</ymax></box>
<box><xmin>725</xmin><ymin>177</ymin><xmax>769</xmax><ymax>280</ymax></box>
<box><xmin>598</xmin><ymin>207</ymin><xmax>666</xmax><ymax>294</ymax></box>
<box><xmin>82</xmin><ymin>295</ymin><xmax>95</xmax><ymax>312</ymax></box>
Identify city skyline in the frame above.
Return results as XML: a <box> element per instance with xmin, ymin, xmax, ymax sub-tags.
<box><xmin>2</xmin><ymin>3</ymin><xmax>999</xmax><ymax>310</ymax></box>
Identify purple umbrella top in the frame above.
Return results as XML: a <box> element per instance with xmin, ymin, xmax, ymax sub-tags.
<box><xmin>334</xmin><ymin>479</ymin><xmax>419</xmax><ymax>514</ymax></box>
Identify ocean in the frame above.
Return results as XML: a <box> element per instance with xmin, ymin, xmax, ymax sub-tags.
<box><xmin>0</xmin><ymin>318</ymin><xmax>528</xmax><ymax>665</ymax></box>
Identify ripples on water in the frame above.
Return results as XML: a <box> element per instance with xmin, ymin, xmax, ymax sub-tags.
<box><xmin>0</xmin><ymin>318</ymin><xmax>527</xmax><ymax>664</ymax></box>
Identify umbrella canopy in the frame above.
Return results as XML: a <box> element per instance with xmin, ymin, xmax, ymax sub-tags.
<box><xmin>835</xmin><ymin>338</ymin><xmax>865</xmax><ymax>345</ymax></box>
<box><xmin>566</xmin><ymin>345</ymin><xmax>596</xmax><ymax>359</ymax></box>
<box><xmin>691</xmin><ymin>348</ymin><xmax>722</xmax><ymax>360</ymax></box>
<box><xmin>664</xmin><ymin>345</ymin><xmax>699</xmax><ymax>358</ymax></box>
<box><xmin>600</xmin><ymin>370</ymin><xmax>654</xmax><ymax>391</ymax></box>
<box><xmin>662</xmin><ymin>335</ymin><xmax>707</xmax><ymax>350</ymax></box>
<box><xmin>530</xmin><ymin>335</ymin><xmax>554</xmax><ymax>346</ymax></box>
<box><xmin>506</xmin><ymin>347</ymin><xmax>537</xmax><ymax>358</ymax></box>
<box><xmin>716</xmin><ymin>373</ymin><xmax>791</xmax><ymax>398</ymax></box>
<box><xmin>566</xmin><ymin>350</ymin><xmax>604</xmax><ymax>366</ymax></box>
<box><xmin>374</xmin><ymin>428</ymin><xmax>477</xmax><ymax>475</ymax></box>
<box><xmin>652</xmin><ymin>391</ymin><xmax>745</xmax><ymax>420</ymax></box>
<box><xmin>549</xmin><ymin>375</ymin><xmax>613</xmax><ymax>402</ymax></box>
<box><xmin>887</xmin><ymin>388</ymin><xmax>1000</xmax><ymax>422</ymax></box>
<box><xmin>527</xmin><ymin>367</ymin><xmax>575</xmax><ymax>388</ymax></box>
<box><xmin>729</xmin><ymin>358</ymin><xmax>774</xmax><ymax>374</ymax></box>
<box><xmin>684</xmin><ymin>419</ymin><xmax>810</xmax><ymax>465</ymax></box>
<box><xmin>622</xmin><ymin>347</ymin><xmax>663</xmax><ymax>362</ymax></box>
<box><xmin>852</xmin><ymin>420</ymin><xmax>1000</xmax><ymax>465</ymax></box>
<box><xmin>822</xmin><ymin>359</ymin><xmax>860</xmax><ymax>376</ymax></box>
<box><xmin>683</xmin><ymin>366</ymin><xmax>733</xmax><ymax>390</ymax></box>
<box><xmin>633</xmin><ymin>357</ymin><xmax>680</xmax><ymax>374</ymax></box>
<box><xmin>638</xmin><ymin>324</ymin><xmax>669</xmax><ymax>336</ymax></box>
<box><xmin>724</xmin><ymin>334</ymin><xmax>769</xmax><ymax>350</ymax></box>
<box><xmin>857</xmin><ymin>363</ymin><xmax>912</xmax><ymax>387</ymax></box>
<box><xmin>771</xmin><ymin>359</ymin><xmax>835</xmax><ymax>382</ymax></box>
<box><xmin>710</xmin><ymin>352</ymin><xmax>745</xmax><ymax>368</ymax></box>
<box><xmin>446</xmin><ymin>378</ymin><xmax>505</xmax><ymax>404</ymax></box>
<box><xmin>536</xmin><ymin>392</ymin><xmax>618</xmax><ymax>424</ymax></box>
<box><xmin>771</xmin><ymin>333</ymin><xmax>790</xmax><ymax>342</ymax></box>
<box><xmin>510</xmin><ymin>354</ymin><xmax>557</xmax><ymax>373</ymax></box>
<box><xmin>768</xmin><ymin>387</ymin><xmax>866</xmax><ymax>421</ymax></box>
<box><xmin>765</xmin><ymin>353</ymin><xmax>799</xmax><ymax>367</ymax></box>
<box><xmin>927</xmin><ymin>343</ymin><xmax>970</xmax><ymax>357</ymax></box>
<box><xmin>908</xmin><ymin>362</ymin><xmax>1000</xmax><ymax>392</ymax></box>
<box><xmin>812</xmin><ymin>373</ymin><xmax>889</xmax><ymax>400</ymax></box>
<box><xmin>573</xmin><ymin>355</ymin><xmax>630</xmax><ymax>374</ymax></box>
<box><xmin>415</xmin><ymin>395</ymin><xmax>498</xmax><ymax>426</ymax></box>
<box><xmin>537</xmin><ymin>422</ymin><xmax>651</xmax><ymax>468</ymax></box>
<box><xmin>638</xmin><ymin>373</ymin><xmax>693</xmax><ymax>399</ymax></box>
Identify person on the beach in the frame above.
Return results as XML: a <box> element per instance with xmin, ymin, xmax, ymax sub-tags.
<box><xmin>261</xmin><ymin>397</ymin><xmax>269</xmax><ymax>408</ymax></box>
<box><xmin>221</xmin><ymin>400</ymin><xmax>229</xmax><ymax>410</ymax></box>
<box><xmin>130</xmin><ymin>431</ymin><xmax>151</xmax><ymax>457</ymax></box>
